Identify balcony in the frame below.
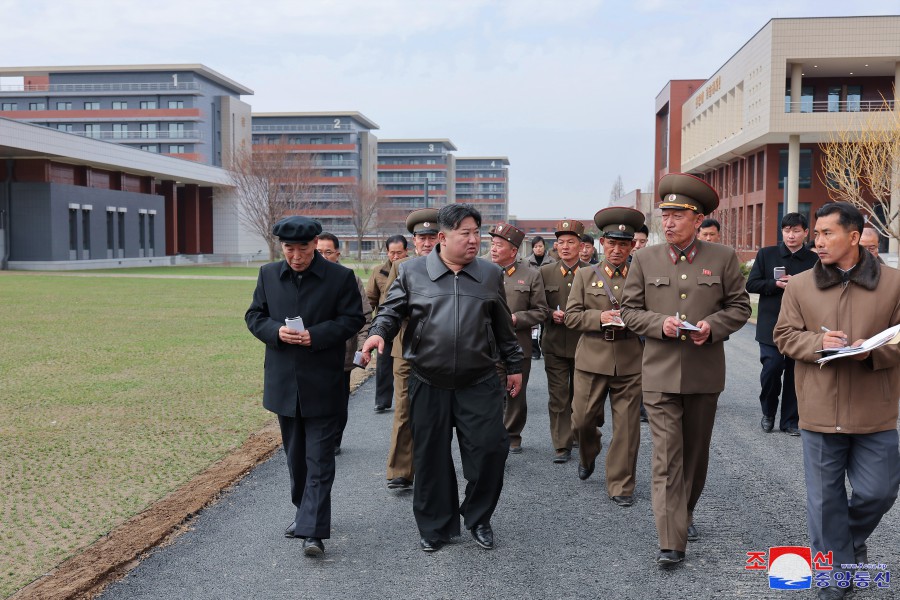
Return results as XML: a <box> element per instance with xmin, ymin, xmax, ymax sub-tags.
<box><xmin>784</xmin><ymin>99</ymin><xmax>896</xmax><ymax>113</ymax></box>
<box><xmin>252</xmin><ymin>123</ymin><xmax>354</xmax><ymax>132</ymax></box>
<box><xmin>314</xmin><ymin>159</ymin><xmax>359</xmax><ymax>168</ymax></box>
<box><xmin>0</xmin><ymin>81</ymin><xmax>202</xmax><ymax>95</ymax></box>
<box><xmin>378</xmin><ymin>147</ymin><xmax>447</xmax><ymax>156</ymax></box>
<box><xmin>69</xmin><ymin>129</ymin><xmax>203</xmax><ymax>141</ymax></box>
<box><xmin>377</xmin><ymin>176</ymin><xmax>447</xmax><ymax>184</ymax></box>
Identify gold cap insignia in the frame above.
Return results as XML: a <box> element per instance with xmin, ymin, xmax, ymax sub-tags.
<box><xmin>563</xmin><ymin>221</ymin><xmax>569</xmax><ymax>228</ymax></box>
<box><xmin>423</xmin><ymin>222</ymin><xmax>430</xmax><ymax>227</ymax></box>
<box><xmin>618</xmin><ymin>224</ymin><xmax>626</xmax><ymax>231</ymax></box>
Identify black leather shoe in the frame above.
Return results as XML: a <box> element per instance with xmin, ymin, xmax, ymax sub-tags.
<box><xmin>509</xmin><ymin>445</ymin><xmax>523</xmax><ymax>454</ymax></box>
<box><xmin>816</xmin><ymin>587</ymin><xmax>846</xmax><ymax>599</ymax></box>
<box><xmin>284</xmin><ymin>521</ymin><xmax>297</xmax><ymax>538</ymax></box>
<box><xmin>657</xmin><ymin>549</ymin><xmax>685</xmax><ymax>566</ymax></box>
<box><xmin>760</xmin><ymin>416</ymin><xmax>775</xmax><ymax>433</ymax></box>
<box><xmin>855</xmin><ymin>543</ymin><xmax>868</xmax><ymax>565</ymax></box>
<box><xmin>302</xmin><ymin>537</ymin><xmax>324</xmax><ymax>557</ymax></box>
<box><xmin>687</xmin><ymin>523</ymin><xmax>699</xmax><ymax>541</ymax></box>
<box><xmin>470</xmin><ymin>523</ymin><xmax>494</xmax><ymax>549</ymax></box>
<box><xmin>419</xmin><ymin>537</ymin><xmax>444</xmax><ymax>552</ymax></box>
<box><xmin>553</xmin><ymin>449</ymin><xmax>571</xmax><ymax>463</ymax></box>
<box><xmin>387</xmin><ymin>477</ymin><xmax>413</xmax><ymax>490</ymax></box>
<box><xmin>374</xmin><ymin>405</ymin><xmax>386</xmax><ymax>413</ymax></box>
<box><xmin>578</xmin><ymin>460</ymin><xmax>595</xmax><ymax>480</ymax></box>
<box><xmin>785</xmin><ymin>427</ymin><xmax>801</xmax><ymax>436</ymax></box>
<box><xmin>640</xmin><ymin>413</ymin><xmax>649</xmax><ymax>423</ymax></box>
<box><xmin>611</xmin><ymin>495</ymin><xmax>633</xmax><ymax>507</ymax></box>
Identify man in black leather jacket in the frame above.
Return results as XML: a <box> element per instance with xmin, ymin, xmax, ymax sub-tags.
<box><xmin>362</xmin><ymin>203</ymin><xmax>523</xmax><ymax>553</ymax></box>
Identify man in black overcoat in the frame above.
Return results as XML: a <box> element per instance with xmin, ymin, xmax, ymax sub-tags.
<box><xmin>245</xmin><ymin>216</ymin><xmax>364</xmax><ymax>557</ymax></box>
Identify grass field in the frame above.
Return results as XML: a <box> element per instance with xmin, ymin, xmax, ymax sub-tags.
<box><xmin>77</xmin><ymin>261</ymin><xmax>380</xmax><ymax>280</ymax></box>
<box><xmin>0</xmin><ymin>272</ymin><xmax>272</xmax><ymax>598</ymax></box>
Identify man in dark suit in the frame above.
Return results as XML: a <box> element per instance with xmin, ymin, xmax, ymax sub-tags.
<box><xmin>746</xmin><ymin>212</ymin><xmax>818</xmax><ymax>436</ymax></box>
<box><xmin>245</xmin><ymin>216</ymin><xmax>365</xmax><ymax>557</ymax></box>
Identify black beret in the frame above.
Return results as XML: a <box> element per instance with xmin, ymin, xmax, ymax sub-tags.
<box><xmin>272</xmin><ymin>216</ymin><xmax>322</xmax><ymax>243</ymax></box>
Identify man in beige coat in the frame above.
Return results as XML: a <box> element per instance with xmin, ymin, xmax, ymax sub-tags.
<box><xmin>774</xmin><ymin>202</ymin><xmax>900</xmax><ymax>600</ymax></box>
<box><xmin>621</xmin><ymin>173</ymin><xmax>750</xmax><ymax>567</ymax></box>
<box><xmin>540</xmin><ymin>219</ymin><xmax>589</xmax><ymax>463</ymax></box>
<box><xmin>381</xmin><ymin>209</ymin><xmax>438</xmax><ymax>490</ymax></box>
<box><xmin>489</xmin><ymin>222</ymin><xmax>550</xmax><ymax>453</ymax></box>
<box><xmin>566</xmin><ymin>207</ymin><xmax>645</xmax><ymax>508</ymax></box>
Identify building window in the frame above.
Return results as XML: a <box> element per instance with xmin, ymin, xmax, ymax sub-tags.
<box><xmin>1</xmin><ymin>102</ymin><xmax>17</xmax><ymax>110</ymax></box>
<box><xmin>169</xmin><ymin>145</ymin><xmax>185</xmax><ymax>153</ymax></box>
<box><xmin>139</xmin><ymin>213</ymin><xmax>146</xmax><ymax>254</ymax></box>
<box><xmin>827</xmin><ymin>86</ymin><xmax>841</xmax><ymax>112</ymax></box>
<box><xmin>747</xmin><ymin>154</ymin><xmax>756</xmax><ymax>192</ymax></box>
<box><xmin>106</xmin><ymin>210</ymin><xmax>115</xmax><ymax>258</ymax></box>
<box><xmin>310</xmin><ymin>137</ymin><xmax>323</xmax><ymax>145</ymax></box>
<box><xmin>84</xmin><ymin>102</ymin><xmax>100</xmax><ymax>110</ymax></box>
<box><xmin>139</xmin><ymin>101</ymin><xmax>157</xmax><ymax>109</ymax></box>
<box><xmin>118</xmin><ymin>212</ymin><xmax>125</xmax><ymax>257</ymax></box>
<box><xmin>56</xmin><ymin>102</ymin><xmax>72</xmax><ymax>110</ymax></box>
<box><xmin>330</xmin><ymin>170</ymin><xmax>344</xmax><ymax>177</ymax></box>
<box><xmin>29</xmin><ymin>102</ymin><xmax>45</xmax><ymax>110</ymax></box>
<box><xmin>330</xmin><ymin>137</ymin><xmax>343</xmax><ymax>144</ymax></box>
<box><xmin>168</xmin><ymin>122</ymin><xmax>185</xmax><ymax>138</ymax></box>
<box><xmin>168</xmin><ymin>100</ymin><xmax>184</xmax><ymax>109</ymax></box>
<box><xmin>140</xmin><ymin>123</ymin><xmax>157</xmax><ymax>138</ymax></box>
<box><xmin>847</xmin><ymin>85</ymin><xmax>862</xmax><ymax>112</ymax></box>
<box><xmin>113</xmin><ymin>123</ymin><xmax>128</xmax><ymax>139</ymax></box>
<box><xmin>56</xmin><ymin>124</ymin><xmax>73</xmax><ymax>132</ymax></box>
<box><xmin>756</xmin><ymin>151</ymin><xmax>765</xmax><ymax>190</ymax></box>
<box><xmin>112</xmin><ymin>101</ymin><xmax>128</xmax><ymax>110</ymax></box>
<box><xmin>82</xmin><ymin>209</ymin><xmax>91</xmax><ymax>259</ymax></box>
<box><xmin>140</xmin><ymin>145</ymin><xmax>159</xmax><ymax>153</ymax></box>
<box><xmin>84</xmin><ymin>124</ymin><xmax>101</xmax><ymax>138</ymax></box>
<box><xmin>148</xmin><ymin>213</ymin><xmax>156</xmax><ymax>255</ymax></box>
<box><xmin>778</xmin><ymin>149</ymin><xmax>813</xmax><ymax>189</ymax></box>
<box><xmin>69</xmin><ymin>208</ymin><xmax>78</xmax><ymax>259</ymax></box>
<box><xmin>784</xmin><ymin>85</ymin><xmax>814</xmax><ymax>113</ymax></box>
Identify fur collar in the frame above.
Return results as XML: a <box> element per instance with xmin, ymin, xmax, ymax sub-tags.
<box><xmin>813</xmin><ymin>246</ymin><xmax>880</xmax><ymax>290</ymax></box>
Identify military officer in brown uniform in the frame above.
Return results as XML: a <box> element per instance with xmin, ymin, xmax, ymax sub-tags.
<box><xmin>539</xmin><ymin>219</ymin><xmax>589</xmax><ymax>463</ymax></box>
<box><xmin>621</xmin><ymin>173</ymin><xmax>750</xmax><ymax>567</ymax></box>
<box><xmin>381</xmin><ymin>209</ymin><xmax>439</xmax><ymax>490</ymax></box>
<box><xmin>565</xmin><ymin>207</ymin><xmax>645</xmax><ymax>507</ymax></box>
<box><xmin>488</xmin><ymin>222</ymin><xmax>550</xmax><ymax>453</ymax></box>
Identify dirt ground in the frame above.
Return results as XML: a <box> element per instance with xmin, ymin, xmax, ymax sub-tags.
<box><xmin>10</xmin><ymin>366</ymin><xmax>375</xmax><ymax>600</ymax></box>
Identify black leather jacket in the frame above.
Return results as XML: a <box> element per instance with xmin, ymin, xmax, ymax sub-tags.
<box><xmin>370</xmin><ymin>246</ymin><xmax>523</xmax><ymax>389</ymax></box>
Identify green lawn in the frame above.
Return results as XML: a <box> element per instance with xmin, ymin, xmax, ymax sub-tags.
<box><xmin>75</xmin><ymin>260</ymin><xmax>379</xmax><ymax>280</ymax></box>
<box><xmin>0</xmin><ymin>273</ymin><xmax>271</xmax><ymax>598</ymax></box>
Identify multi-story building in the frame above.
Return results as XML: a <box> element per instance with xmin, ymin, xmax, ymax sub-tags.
<box><xmin>377</xmin><ymin>139</ymin><xmax>457</xmax><ymax>235</ymax></box>
<box><xmin>250</xmin><ymin>112</ymin><xmax>379</xmax><ymax>252</ymax></box>
<box><xmin>0</xmin><ymin>64</ymin><xmax>252</xmax><ymax>167</ymax></box>
<box><xmin>454</xmin><ymin>157</ymin><xmax>510</xmax><ymax>225</ymax></box>
<box><xmin>655</xmin><ymin>16</ymin><xmax>900</xmax><ymax>260</ymax></box>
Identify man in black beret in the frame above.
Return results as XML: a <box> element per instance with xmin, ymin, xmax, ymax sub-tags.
<box><xmin>245</xmin><ymin>215</ymin><xmax>365</xmax><ymax>557</ymax></box>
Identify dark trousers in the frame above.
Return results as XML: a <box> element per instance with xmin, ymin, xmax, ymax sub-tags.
<box><xmin>802</xmin><ymin>429</ymin><xmax>900</xmax><ymax>573</ymax></box>
<box><xmin>408</xmin><ymin>374</ymin><xmax>510</xmax><ymax>541</ymax></box>
<box><xmin>335</xmin><ymin>371</ymin><xmax>352</xmax><ymax>448</ymax></box>
<box><xmin>375</xmin><ymin>340</ymin><xmax>394</xmax><ymax>409</ymax></box>
<box><xmin>531</xmin><ymin>326</ymin><xmax>542</xmax><ymax>359</ymax></box>
<box><xmin>759</xmin><ymin>342</ymin><xmax>798</xmax><ymax>430</ymax></box>
<box><xmin>278</xmin><ymin>412</ymin><xmax>338</xmax><ymax>539</ymax></box>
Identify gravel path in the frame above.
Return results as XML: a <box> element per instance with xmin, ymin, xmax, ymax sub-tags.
<box><xmin>98</xmin><ymin>325</ymin><xmax>899</xmax><ymax>599</ymax></box>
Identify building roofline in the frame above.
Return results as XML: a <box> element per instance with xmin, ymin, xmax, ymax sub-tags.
<box><xmin>0</xmin><ymin>64</ymin><xmax>254</xmax><ymax>95</ymax></box>
<box><xmin>378</xmin><ymin>138</ymin><xmax>458</xmax><ymax>150</ymax></box>
<box><xmin>251</xmin><ymin>111</ymin><xmax>380</xmax><ymax>130</ymax></box>
<box><xmin>0</xmin><ymin>117</ymin><xmax>232</xmax><ymax>186</ymax></box>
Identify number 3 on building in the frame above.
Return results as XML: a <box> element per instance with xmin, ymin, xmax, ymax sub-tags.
<box><xmin>428</xmin><ymin>143</ymin><xmax>434</xmax><ymax>152</ymax></box>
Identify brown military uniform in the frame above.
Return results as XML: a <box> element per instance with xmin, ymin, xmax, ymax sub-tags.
<box><xmin>621</xmin><ymin>174</ymin><xmax>750</xmax><ymax>554</ymax></box>
<box><xmin>365</xmin><ymin>258</ymin><xmax>393</xmax><ymax>309</ymax></box>
<box><xmin>540</xmin><ymin>256</ymin><xmax>588</xmax><ymax>453</ymax></box>
<box><xmin>498</xmin><ymin>259</ymin><xmax>549</xmax><ymax>448</ymax></box>
<box><xmin>566</xmin><ymin>261</ymin><xmax>643</xmax><ymax>497</ymax></box>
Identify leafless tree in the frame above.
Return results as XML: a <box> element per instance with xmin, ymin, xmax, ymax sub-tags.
<box><xmin>228</xmin><ymin>144</ymin><xmax>322</xmax><ymax>261</ymax></box>
<box><xmin>609</xmin><ymin>175</ymin><xmax>625</xmax><ymax>204</ymax></box>
<box><xmin>819</xmin><ymin>101</ymin><xmax>900</xmax><ymax>248</ymax></box>
<box><xmin>344</xmin><ymin>181</ymin><xmax>384</xmax><ymax>259</ymax></box>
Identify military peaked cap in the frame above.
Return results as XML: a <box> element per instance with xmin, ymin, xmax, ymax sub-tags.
<box><xmin>554</xmin><ymin>219</ymin><xmax>585</xmax><ymax>239</ymax></box>
<box><xmin>594</xmin><ymin>207</ymin><xmax>646</xmax><ymax>240</ymax></box>
<box><xmin>406</xmin><ymin>208</ymin><xmax>440</xmax><ymax>235</ymax></box>
<box><xmin>488</xmin><ymin>222</ymin><xmax>525</xmax><ymax>248</ymax></box>
<box><xmin>658</xmin><ymin>173</ymin><xmax>720</xmax><ymax>215</ymax></box>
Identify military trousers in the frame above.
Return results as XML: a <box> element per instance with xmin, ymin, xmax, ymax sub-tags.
<box><xmin>643</xmin><ymin>391</ymin><xmax>718</xmax><ymax>552</ymax></box>
<box><xmin>278</xmin><ymin>412</ymin><xmax>338</xmax><ymax>539</ymax></box>
<box><xmin>497</xmin><ymin>359</ymin><xmax>532</xmax><ymax>448</ymax></box>
<box><xmin>375</xmin><ymin>340</ymin><xmax>394</xmax><ymax>409</ymax></box>
<box><xmin>572</xmin><ymin>370</ymin><xmax>642</xmax><ymax>497</ymax></box>
<box><xmin>543</xmin><ymin>353</ymin><xmax>576</xmax><ymax>451</ymax></box>
<box><xmin>408</xmin><ymin>374</ymin><xmax>509</xmax><ymax>541</ymax></box>
<box><xmin>386</xmin><ymin>356</ymin><xmax>414</xmax><ymax>481</ymax></box>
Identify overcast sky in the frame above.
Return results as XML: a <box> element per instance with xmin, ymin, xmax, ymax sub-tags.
<box><xmin>1</xmin><ymin>1</ymin><xmax>897</xmax><ymax>218</ymax></box>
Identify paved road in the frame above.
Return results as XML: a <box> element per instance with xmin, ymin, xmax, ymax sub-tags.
<box><xmin>99</xmin><ymin>325</ymin><xmax>899</xmax><ymax>599</ymax></box>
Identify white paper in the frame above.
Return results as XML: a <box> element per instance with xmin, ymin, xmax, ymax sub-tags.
<box><xmin>677</xmin><ymin>320</ymin><xmax>702</xmax><ymax>332</ymax></box>
<box><xmin>285</xmin><ymin>317</ymin><xmax>305</xmax><ymax>332</ymax></box>
<box><xmin>815</xmin><ymin>323</ymin><xmax>900</xmax><ymax>365</ymax></box>
<box><xmin>602</xmin><ymin>317</ymin><xmax>625</xmax><ymax>328</ymax></box>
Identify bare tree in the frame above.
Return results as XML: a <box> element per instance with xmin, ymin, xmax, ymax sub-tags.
<box><xmin>610</xmin><ymin>175</ymin><xmax>625</xmax><ymax>204</ymax></box>
<box><xmin>228</xmin><ymin>145</ymin><xmax>322</xmax><ymax>261</ymax></box>
<box><xmin>344</xmin><ymin>181</ymin><xmax>384</xmax><ymax>259</ymax></box>
<box><xmin>818</xmin><ymin>102</ymin><xmax>900</xmax><ymax>249</ymax></box>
